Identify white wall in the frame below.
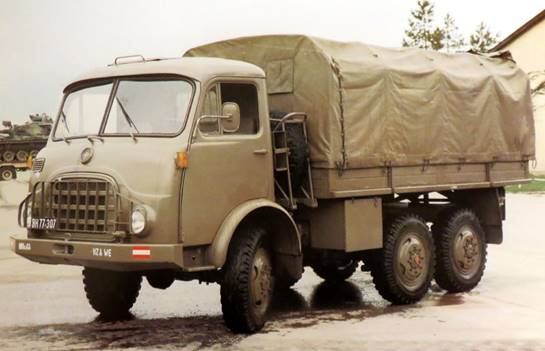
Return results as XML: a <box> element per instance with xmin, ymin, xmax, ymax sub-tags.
<box><xmin>504</xmin><ymin>19</ymin><xmax>545</xmax><ymax>174</ymax></box>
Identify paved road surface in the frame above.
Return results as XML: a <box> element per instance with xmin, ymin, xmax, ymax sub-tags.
<box><xmin>1</xmin><ymin>180</ymin><xmax>544</xmax><ymax>350</ymax></box>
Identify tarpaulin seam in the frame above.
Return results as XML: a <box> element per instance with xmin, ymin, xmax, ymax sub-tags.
<box><xmin>331</xmin><ymin>58</ymin><xmax>347</xmax><ymax>175</ymax></box>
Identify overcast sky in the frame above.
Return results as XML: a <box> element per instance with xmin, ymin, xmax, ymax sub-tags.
<box><xmin>1</xmin><ymin>0</ymin><xmax>543</xmax><ymax>123</ymax></box>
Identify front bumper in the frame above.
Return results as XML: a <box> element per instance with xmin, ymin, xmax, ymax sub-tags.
<box><xmin>10</xmin><ymin>235</ymin><xmax>184</xmax><ymax>271</ymax></box>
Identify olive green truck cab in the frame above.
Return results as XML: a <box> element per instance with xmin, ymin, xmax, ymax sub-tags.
<box><xmin>11</xmin><ymin>36</ymin><xmax>534</xmax><ymax>333</ymax></box>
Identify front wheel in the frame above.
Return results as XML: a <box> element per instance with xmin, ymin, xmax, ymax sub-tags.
<box><xmin>220</xmin><ymin>226</ymin><xmax>274</xmax><ymax>333</ymax></box>
<box><xmin>83</xmin><ymin>267</ymin><xmax>142</xmax><ymax>319</ymax></box>
<box><xmin>369</xmin><ymin>214</ymin><xmax>435</xmax><ymax>304</ymax></box>
<box><xmin>433</xmin><ymin>208</ymin><xmax>487</xmax><ymax>292</ymax></box>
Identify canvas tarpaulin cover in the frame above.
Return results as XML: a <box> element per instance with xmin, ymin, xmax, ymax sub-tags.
<box><xmin>184</xmin><ymin>35</ymin><xmax>535</xmax><ymax>170</ymax></box>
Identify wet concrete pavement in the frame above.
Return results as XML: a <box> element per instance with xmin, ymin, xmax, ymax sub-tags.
<box><xmin>1</xmin><ymin>180</ymin><xmax>545</xmax><ymax>350</ymax></box>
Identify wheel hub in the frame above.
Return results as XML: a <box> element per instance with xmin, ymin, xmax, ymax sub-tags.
<box><xmin>2</xmin><ymin>170</ymin><xmax>13</xmax><ymax>180</ymax></box>
<box><xmin>250</xmin><ymin>248</ymin><xmax>273</xmax><ymax>315</ymax></box>
<box><xmin>396</xmin><ymin>233</ymin><xmax>429</xmax><ymax>291</ymax></box>
<box><xmin>453</xmin><ymin>226</ymin><xmax>482</xmax><ymax>279</ymax></box>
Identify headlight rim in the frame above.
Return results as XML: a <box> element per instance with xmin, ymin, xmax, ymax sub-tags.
<box><xmin>130</xmin><ymin>206</ymin><xmax>147</xmax><ymax>235</ymax></box>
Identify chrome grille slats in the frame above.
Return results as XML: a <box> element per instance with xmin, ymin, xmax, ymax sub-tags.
<box><xmin>31</xmin><ymin>158</ymin><xmax>45</xmax><ymax>172</ymax></box>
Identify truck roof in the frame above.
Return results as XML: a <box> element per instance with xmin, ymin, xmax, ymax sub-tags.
<box><xmin>64</xmin><ymin>57</ymin><xmax>265</xmax><ymax>92</ymax></box>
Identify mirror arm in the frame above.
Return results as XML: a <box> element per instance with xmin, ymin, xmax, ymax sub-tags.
<box><xmin>199</xmin><ymin>114</ymin><xmax>232</xmax><ymax>120</ymax></box>
<box><xmin>196</xmin><ymin>114</ymin><xmax>233</xmax><ymax>137</ymax></box>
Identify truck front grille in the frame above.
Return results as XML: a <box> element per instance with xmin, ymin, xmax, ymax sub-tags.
<box><xmin>20</xmin><ymin>178</ymin><xmax>130</xmax><ymax>236</ymax></box>
<box><xmin>52</xmin><ymin>180</ymin><xmax>118</xmax><ymax>232</ymax></box>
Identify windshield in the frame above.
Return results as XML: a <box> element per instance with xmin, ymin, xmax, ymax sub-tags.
<box><xmin>54</xmin><ymin>78</ymin><xmax>193</xmax><ymax>139</ymax></box>
<box><xmin>55</xmin><ymin>83</ymin><xmax>112</xmax><ymax>139</ymax></box>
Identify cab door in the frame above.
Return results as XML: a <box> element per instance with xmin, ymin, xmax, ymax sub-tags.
<box><xmin>180</xmin><ymin>79</ymin><xmax>273</xmax><ymax>246</ymax></box>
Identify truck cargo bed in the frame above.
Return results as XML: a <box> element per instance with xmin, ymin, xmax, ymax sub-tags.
<box><xmin>313</xmin><ymin>160</ymin><xmax>529</xmax><ymax>198</ymax></box>
<box><xmin>186</xmin><ymin>35</ymin><xmax>534</xmax><ymax>199</ymax></box>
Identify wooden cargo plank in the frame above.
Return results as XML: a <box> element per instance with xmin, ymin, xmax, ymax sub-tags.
<box><xmin>313</xmin><ymin>161</ymin><xmax>531</xmax><ymax>199</ymax></box>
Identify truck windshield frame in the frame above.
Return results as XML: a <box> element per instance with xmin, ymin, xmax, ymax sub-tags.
<box><xmin>52</xmin><ymin>75</ymin><xmax>196</xmax><ymax>141</ymax></box>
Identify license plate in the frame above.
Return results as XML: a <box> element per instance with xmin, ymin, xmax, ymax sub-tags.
<box><xmin>30</xmin><ymin>218</ymin><xmax>57</xmax><ymax>230</ymax></box>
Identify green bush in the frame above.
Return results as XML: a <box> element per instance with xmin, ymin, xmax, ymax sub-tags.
<box><xmin>506</xmin><ymin>176</ymin><xmax>545</xmax><ymax>193</ymax></box>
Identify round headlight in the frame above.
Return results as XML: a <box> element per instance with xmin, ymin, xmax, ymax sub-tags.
<box><xmin>131</xmin><ymin>208</ymin><xmax>147</xmax><ymax>235</ymax></box>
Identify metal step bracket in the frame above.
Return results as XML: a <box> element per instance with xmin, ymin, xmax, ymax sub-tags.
<box><xmin>270</xmin><ymin>112</ymin><xmax>317</xmax><ymax>210</ymax></box>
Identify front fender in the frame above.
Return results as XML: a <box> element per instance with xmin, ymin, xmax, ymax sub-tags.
<box><xmin>206</xmin><ymin>198</ymin><xmax>300</xmax><ymax>268</ymax></box>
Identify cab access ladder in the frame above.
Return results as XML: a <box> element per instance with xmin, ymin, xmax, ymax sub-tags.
<box><xmin>270</xmin><ymin>112</ymin><xmax>317</xmax><ymax>210</ymax></box>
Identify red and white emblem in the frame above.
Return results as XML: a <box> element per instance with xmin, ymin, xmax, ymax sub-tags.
<box><xmin>132</xmin><ymin>246</ymin><xmax>151</xmax><ymax>259</ymax></box>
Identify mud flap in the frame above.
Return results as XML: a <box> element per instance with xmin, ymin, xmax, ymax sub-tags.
<box><xmin>451</xmin><ymin>187</ymin><xmax>505</xmax><ymax>244</ymax></box>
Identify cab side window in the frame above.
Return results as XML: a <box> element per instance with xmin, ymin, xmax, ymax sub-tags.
<box><xmin>220</xmin><ymin>83</ymin><xmax>259</xmax><ymax>134</ymax></box>
<box><xmin>199</xmin><ymin>85</ymin><xmax>220</xmax><ymax>134</ymax></box>
<box><xmin>199</xmin><ymin>82</ymin><xmax>260</xmax><ymax>135</ymax></box>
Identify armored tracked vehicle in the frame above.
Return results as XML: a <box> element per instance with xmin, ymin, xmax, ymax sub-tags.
<box><xmin>0</xmin><ymin>113</ymin><xmax>53</xmax><ymax>163</ymax></box>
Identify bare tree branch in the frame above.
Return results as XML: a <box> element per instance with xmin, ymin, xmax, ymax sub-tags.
<box><xmin>529</xmin><ymin>71</ymin><xmax>545</xmax><ymax>98</ymax></box>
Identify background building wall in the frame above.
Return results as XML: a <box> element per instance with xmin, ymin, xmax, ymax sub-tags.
<box><xmin>502</xmin><ymin>19</ymin><xmax>545</xmax><ymax>174</ymax></box>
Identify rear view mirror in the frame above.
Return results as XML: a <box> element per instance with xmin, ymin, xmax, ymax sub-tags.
<box><xmin>221</xmin><ymin>102</ymin><xmax>240</xmax><ymax>133</ymax></box>
<box><xmin>196</xmin><ymin>102</ymin><xmax>241</xmax><ymax>137</ymax></box>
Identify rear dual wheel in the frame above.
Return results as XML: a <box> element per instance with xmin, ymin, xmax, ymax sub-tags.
<box><xmin>369</xmin><ymin>214</ymin><xmax>435</xmax><ymax>304</ymax></box>
<box><xmin>433</xmin><ymin>209</ymin><xmax>487</xmax><ymax>293</ymax></box>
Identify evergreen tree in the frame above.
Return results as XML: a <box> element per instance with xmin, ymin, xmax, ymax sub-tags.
<box><xmin>402</xmin><ymin>0</ymin><xmax>444</xmax><ymax>50</ymax></box>
<box><xmin>469</xmin><ymin>22</ymin><xmax>499</xmax><ymax>53</ymax></box>
<box><xmin>430</xmin><ymin>27</ymin><xmax>445</xmax><ymax>51</ymax></box>
<box><xmin>442</xmin><ymin>13</ymin><xmax>465</xmax><ymax>53</ymax></box>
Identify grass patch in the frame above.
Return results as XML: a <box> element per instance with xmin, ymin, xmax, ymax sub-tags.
<box><xmin>506</xmin><ymin>175</ymin><xmax>545</xmax><ymax>193</ymax></box>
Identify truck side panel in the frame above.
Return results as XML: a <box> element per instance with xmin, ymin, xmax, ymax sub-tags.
<box><xmin>309</xmin><ymin>198</ymin><xmax>383</xmax><ymax>252</ymax></box>
<box><xmin>312</xmin><ymin>162</ymin><xmax>528</xmax><ymax>199</ymax></box>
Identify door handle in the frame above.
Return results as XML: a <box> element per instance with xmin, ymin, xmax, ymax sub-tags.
<box><xmin>253</xmin><ymin>148</ymin><xmax>268</xmax><ymax>155</ymax></box>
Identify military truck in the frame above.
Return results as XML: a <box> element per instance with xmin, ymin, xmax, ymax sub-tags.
<box><xmin>10</xmin><ymin>35</ymin><xmax>534</xmax><ymax>333</ymax></box>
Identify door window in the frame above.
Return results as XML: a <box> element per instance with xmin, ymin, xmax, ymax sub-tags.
<box><xmin>199</xmin><ymin>82</ymin><xmax>260</xmax><ymax>135</ymax></box>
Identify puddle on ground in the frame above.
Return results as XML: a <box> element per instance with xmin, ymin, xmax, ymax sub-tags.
<box><xmin>3</xmin><ymin>279</ymin><xmax>469</xmax><ymax>350</ymax></box>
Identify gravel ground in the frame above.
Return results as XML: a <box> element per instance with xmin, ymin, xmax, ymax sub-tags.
<box><xmin>1</xmin><ymin>180</ymin><xmax>544</xmax><ymax>350</ymax></box>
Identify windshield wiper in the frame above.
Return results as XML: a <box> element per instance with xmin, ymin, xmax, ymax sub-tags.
<box><xmin>60</xmin><ymin>111</ymin><xmax>71</xmax><ymax>144</ymax></box>
<box><xmin>115</xmin><ymin>97</ymin><xmax>139</xmax><ymax>142</ymax></box>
